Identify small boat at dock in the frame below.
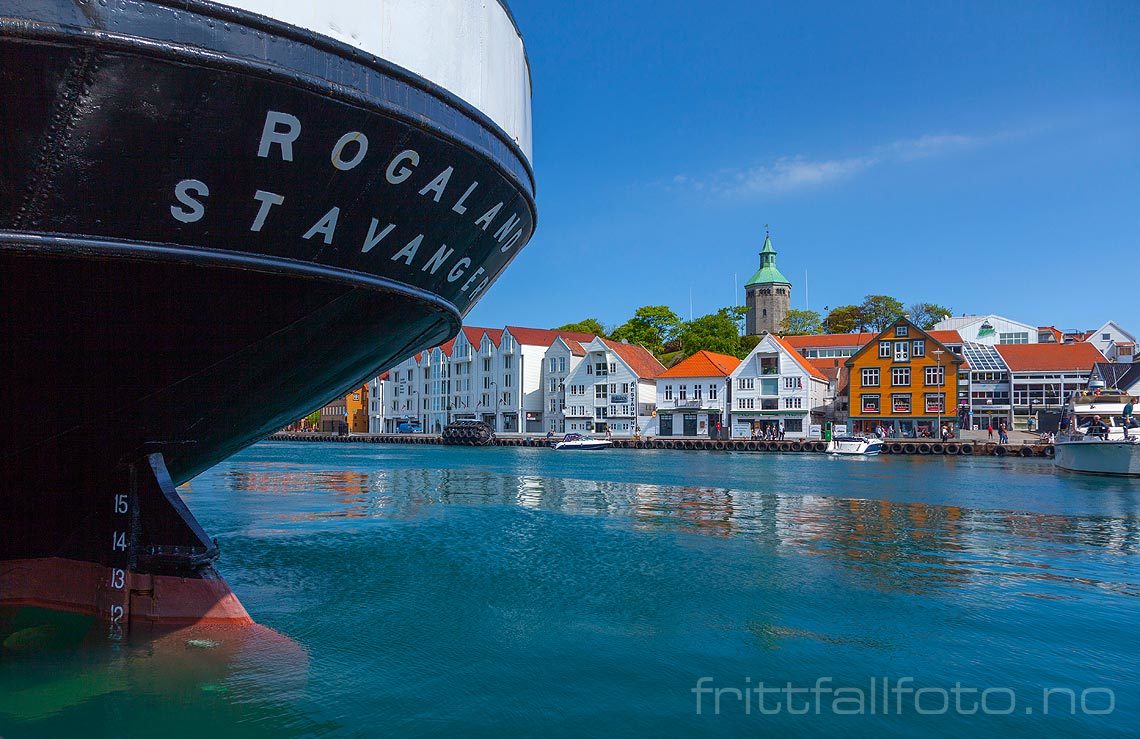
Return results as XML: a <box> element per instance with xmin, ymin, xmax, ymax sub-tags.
<box><xmin>1054</xmin><ymin>387</ymin><xmax>1140</xmax><ymax>476</ymax></box>
<box><xmin>826</xmin><ymin>436</ymin><xmax>884</xmax><ymax>456</ymax></box>
<box><xmin>553</xmin><ymin>433</ymin><xmax>613</xmax><ymax>451</ymax></box>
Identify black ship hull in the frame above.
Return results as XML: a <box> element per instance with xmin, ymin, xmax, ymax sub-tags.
<box><xmin>1</xmin><ymin>0</ymin><xmax>534</xmax><ymax>629</ymax></box>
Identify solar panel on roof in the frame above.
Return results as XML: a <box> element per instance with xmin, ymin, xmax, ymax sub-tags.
<box><xmin>961</xmin><ymin>342</ymin><xmax>1009</xmax><ymax>372</ymax></box>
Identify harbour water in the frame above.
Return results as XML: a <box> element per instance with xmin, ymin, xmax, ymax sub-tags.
<box><xmin>3</xmin><ymin>443</ymin><xmax>1139</xmax><ymax>736</ymax></box>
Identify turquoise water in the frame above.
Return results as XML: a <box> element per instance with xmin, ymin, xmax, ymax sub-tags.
<box><xmin>3</xmin><ymin>443</ymin><xmax>1140</xmax><ymax>736</ymax></box>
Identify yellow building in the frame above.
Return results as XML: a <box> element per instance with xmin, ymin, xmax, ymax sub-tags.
<box><xmin>345</xmin><ymin>384</ymin><xmax>369</xmax><ymax>434</ymax></box>
<box><xmin>845</xmin><ymin>318</ymin><xmax>964</xmax><ymax>437</ymax></box>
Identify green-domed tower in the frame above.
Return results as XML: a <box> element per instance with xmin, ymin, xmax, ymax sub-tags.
<box><xmin>745</xmin><ymin>228</ymin><xmax>791</xmax><ymax>336</ymax></box>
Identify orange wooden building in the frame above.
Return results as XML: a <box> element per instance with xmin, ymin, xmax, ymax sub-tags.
<box><xmin>845</xmin><ymin>317</ymin><xmax>965</xmax><ymax>437</ymax></box>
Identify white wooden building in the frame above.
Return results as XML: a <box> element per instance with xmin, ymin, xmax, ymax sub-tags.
<box><xmin>653</xmin><ymin>350</ymin><xmax>740</xmax><ymax>437</ymax></box>
<box><xmin>727</xmin><ymin>333</ymin><xmax>828</xmax><ymax>439</ymax></box>
<box><xmin>931</xmin><ymin>314</ymin><xmax>1038</xmax><ymax>345</ymax></box>
<box><xmin>562</xmin><ymin>338</ymin><xmax>664</xmax><ymax>437</ymax></box>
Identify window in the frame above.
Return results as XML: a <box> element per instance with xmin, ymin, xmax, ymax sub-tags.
<box><xmin>894</xmin><ymin>341</ymin><xmax>910</xmax><ymax>362</ymax></box>
<box><xmin>504</xmin><ymin>355</ymin><xmax>512</xmax><ymax>369</ymax></box>
<box><xmin>879</xmin><ymin>341</ymin><xmax>891</xmax><ymax>358</ymax></box>
<box><xmin>502</xmin><ymin>392</ymin><xmax>511</xmax><ymax>405</ymax></box>
<box><xmin>738</xmin><ymin>377</ymin><xmax>754</xmax><ymax>390</ymax></box>
<box><xmin>895</xmin><ymin>325</ymin><xmax>908</xmax><ymax>337</ymax></box>
<box><xmin>761</xmin><ymin>398</ymin><xmax>779</xmax><ymax>410</ymax></box>
<box><xmin>760</xmin><ymin>378</ymin><xmax>779</xmax><ymax>396</ymax></box>
<box><xmin>679</xmin><ymin>386</ymin><xmax>688</xmax><ymax>400</ymax></box>
<box><xmin>925</xmin><ymin>393</ymin><xmax>945</xmax><ymax>413</ymax></box>
<box><xmin>622</xmin><ymin>383</ymin><xmax>630</xmax><ymax>393</ymax></box>
<box><xmin>783</xmin><ymin>397</ymin><xmax>802</xmax><ymax>409</ymax></box>
<box><xmin>549</xmin><ymin>399</ymin><xmax>557</xmax><ymax>412</ymax></box>
<box><xmin>784</xmin><ymin>377</ymin><xmax>802</xmax><ymax>389</ymax></box>
<box><xmin>550</xmin><ymin>358</ymin><xmax>557</xmax><ymax>372</ymax></box>
<box><xmin>694</xmin><ymin>385</ymin><xmax>703</xmax><ymax>400</ymax></box>
<box><xmin>609</xmin><ymin>363</ymin><xmax>617</xmax><ymax>374</ymax></box>
<box><xmin>482</xmin><ymin>358</ymin><xmax>491</xmax><ymax>372</ymax></box>
<box><xmin>999</xmin><ymin>332</ymin><xmax>1029</xmax><ymax>344</ymax></box>
<box><xmin>892</xmin><ymin>367</ymin><xmax>910</xmax><ymax>386</ymax></box>
<box><xmin>924</xmin><ymin>366</ymin><xmax>945</xmax><ymax>386</ymax></box>
<box><xmin>760</xmin><ymin>357</ymin><xmax>779</xmax><ymax>375</ymax></box>
<box><xmin>738</xmin><ymin>397</ymin><xmax>755</xmax><ymax>409</ymax></box>
<box><xmin>862</xmin><ymin>368</ymin><xmax>879</xmax><ymax>387</ymax></box>
<box><xmin>912</xmin><ymin>340</ymin><xmax>925</xmax><ymax>357</ymax></box>
<box><xmin>595</xmin><ymin>406</ymin><xmax>608</xmax><ymax>419</ymax></box>
<box><xmin>594</xmin><ymin>362</ymin><xmax>607</xmax><ymax>375</ymax></box>
<box><xmin>586</xmin><ymin>364</ymin><xmax>593</xmax><ymax>375</ymax></box>
<box><xmin>892</xmin><ymin>393</ymin><xmax>911</xmax><ymax>413</ymax></box>
<box><xmin>784</xmin><ymin>419</ymin><xmax>803</xmax><ymax>433</ymax></box>
<box><xmin>559</xmin><ymin>357</ymin><xmax>566</xmax><ymax>372</ymax></box>
<box><xmin>504</xmin><ymin>374</ymin><xmax>511</xmax><ymax>387</ymax></box>
<box><xmin>708</xmin><ymin>384</ymin><xmax>718</xmax><ymax>400</ymax></box>
<box><xmin>595</xmin><ymin>384</ymin><xmax>608</xmax><ymax>399</ymax></box>
<box><xmin>664</xmin><ymin>385</ymin><xmax>673</xmax><ymax>400</ymax></box>
<box><xmin>1102</xmin><ymin>332</ymin><xmax>1111</xmax><ymax>341</ymax></box>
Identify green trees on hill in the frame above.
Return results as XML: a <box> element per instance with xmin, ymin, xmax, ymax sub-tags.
<box><xmin>821</xmin><ymin>296</ymin><xmax>952</xmax><ymax>334</ymax></box>
<box><xmin>555</xmin><ymin>295</ymin><xmax>951</xmax><ymax>362</ymax></box>
<box><xmin>611</xmin><ymin>305</ymin><xmax>682</xmax><ymax>356</ymax></box>
<box><xmin>554</xmin><ymin>318</ymin><xmax>608</xmax><ymax>337</ymax></box>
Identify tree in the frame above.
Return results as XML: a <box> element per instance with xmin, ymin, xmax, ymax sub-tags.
<box><xmin>823</xmin><ymin>305</ymin><xmax>861</xmax><ymax>334</ymax></box>
<box><xmin>678</xmin><ymin>308</ymin><xmax>747</xmax><ymax>358</ymax></box>
<box><xmin>304</xmin><ymin>410</ymin><xmax>321</xmax><ymax>426</ymax></box>
<box><xmin>858</xmin><ymin>294</ymin><xmax>905</xmax><ymax>332</ymax></box>
<box><xmin>554</xmin><ymin>318</ymin><xmax>607</xmax><ymax>337</ymax></box>
<box><xmin>610</xmin><ymin>305</ymin><xmax>682</xmax><ymax>355</ymax></box>
<box><xmin>908</xmin><ymin>303</ymin><xmax>953</xmax><ymax>330</ymax></box>
<box><xmin>780</xmin><ymin>309</ymin><xmax>822</xmax><ymax>336</ymax></box>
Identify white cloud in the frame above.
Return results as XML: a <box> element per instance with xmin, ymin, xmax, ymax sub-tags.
<box><xmin>677</xmin><ymin>133</ymin><xmax>983</xmax><ymax>198</ymax></box>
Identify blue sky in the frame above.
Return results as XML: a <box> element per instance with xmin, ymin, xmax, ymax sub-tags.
<box><xmin>467</xmin><ymin>0</ymin><xmax>1139</xmax><ymax>333</ymax></box>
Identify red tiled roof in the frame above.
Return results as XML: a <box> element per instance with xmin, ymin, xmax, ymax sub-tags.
<box><xmin>378</xmin><ymin>371</ymin><xmax>390</xmax><ymax>381</ymax></box>
<box><xmin>439</xmin><ymin>338</ymin><xmax>457</xmax><ymax>357</ymax></box>
<box><xmin>782</xmin><ymin>332</ymin><xmax>875</xmax><ymax>349</ymax></box>
<box><xmin>995</xmin><ymin>342</ymin><xmax>1106</xmax><ymax>372</ymax></box>
<box><xmin>807</xmin><ymin>357</ymin><xmax>843</xmax><ymax>383</ymax></box>
<box><xmin>561</xmin><ymin>338</ymin><xmax>588</xmax><ymax>356</ymax></box>
<box><xmin>927</xmin><ymin>330</ymin><xmax>964</xmax><ymax>345</ymax></box>
<box><xmin>601</xmin><ymin>338</ymin><xmax>666</xmax><ymax>379</ymax></box>
<box><xmin>505</xmin><ymin>325</ymin><xmax>596</xmax><ymax>347</ymax></box>
<box><xmin>657</xmin><ymin>350</ymin><xmax>741</xmax><ymax>378</ymax></box>
<box><xmin>773</xmin><ymin>336</ymin><xmax>828</xmax><ymax>381</ymax></box>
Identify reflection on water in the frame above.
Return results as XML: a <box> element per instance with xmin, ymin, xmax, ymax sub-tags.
<box><xmin>222</xmin><ymin>462</ymin><xmax>1140</xmax><ymax>601</ymax></box>
<box><xmin>5</xmin><ymin>443</ymin><xmax>1139</xmax><ymax>736</ymax></box>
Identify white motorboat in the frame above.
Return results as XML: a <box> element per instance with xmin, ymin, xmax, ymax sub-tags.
<box><xmin>1054</xmin><ymin>387</ymin><xmax>1140</xmax><ymax>476</ymax></box>
<box><xmin>553</xmin><ymin>433</ymin><xmax>613</xmax><ymax>451</ymax></box>
<box><xmin>826</xmin><ymin>435</ymin><xmax>884</xmax><ymax>456</ymax></box>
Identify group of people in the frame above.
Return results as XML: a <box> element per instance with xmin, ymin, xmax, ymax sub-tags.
<box><xmin>986</xmin><ymin>420</ymin><xmax>1010</xmax><ymax>444</ymax></box>
<box><xmin>750</xmin><ymin>423</ymin><xmax>786</xmax><ymax>441</ymax></box>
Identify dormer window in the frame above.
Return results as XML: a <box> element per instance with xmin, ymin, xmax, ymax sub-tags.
<box><xmin>895</xmin><ymin>325</ymin><xmax>908</xmax><ymax>337</ymax></box>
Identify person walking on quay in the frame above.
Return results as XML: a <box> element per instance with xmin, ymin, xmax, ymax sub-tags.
<box><xmin>987</xmin><ymin>422</ymin><xmax>994</xmax><ymax>440</ymax></box>
<box><xmin>997</xmin><ymin>421</ymin><xmax>1009</xmax><ymax>445</ymax></box>
<box><xmin>778</xmin><ymin>420</ymin><xmax>785</xmax><ymax>441</ymax></box>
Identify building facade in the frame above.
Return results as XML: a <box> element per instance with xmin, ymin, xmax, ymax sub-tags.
<box><xmin>345</xmin><ymin>384</ymin><xmax>369</xmax><ymax>433</ymax></box>
<box><xmin>846</xmin><ymin>318</ymin><xmax>965</xmax><ymax>437</ymax></box>
<box><xmin>654</xmin><ymin>350</ymin><xmax>740</xmax><ymax>437</ymax></box>
<box><xmin>542</xmin><ymin>337</ymin><xmax>587</xmax><ymax>434</ymax></box>
<box><xmin>728</xmin><ymin>334</ymin><xmax>828</xmax><ymax>439</ymax></box>
<box><xmin>563</xmin><ymin>338</ymin><xmax>663</xmax><ymax>436</ymax></box>
<box><xmin>1087</xmin><ymin>321</ymin><xmax>1136</xmax><ymax>363</ymax></box>
<box><xmin>995</xmin><ymin>342</ymin><xmax>1106</xmax><ymax>431</ymax></box>
<box><xmin>932</xmin><ymin>314</ymin><xmax>1038</xmax><ymax>345</ymax></box>
<box><xmin>744</xmin><ymin>231</ymin><xmax>791</xmax><ymax>336</ymax></box>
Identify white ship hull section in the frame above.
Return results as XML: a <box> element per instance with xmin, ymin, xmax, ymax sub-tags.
<box><xmin>1055</xmin><ymin>441</ymin><xmax>1140</xmax><ymax>476</ymax></box>
<box><xmin>216</xmin><ymin>0</ymin><xmax>533</xmax><ymax>161</ymax></box>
